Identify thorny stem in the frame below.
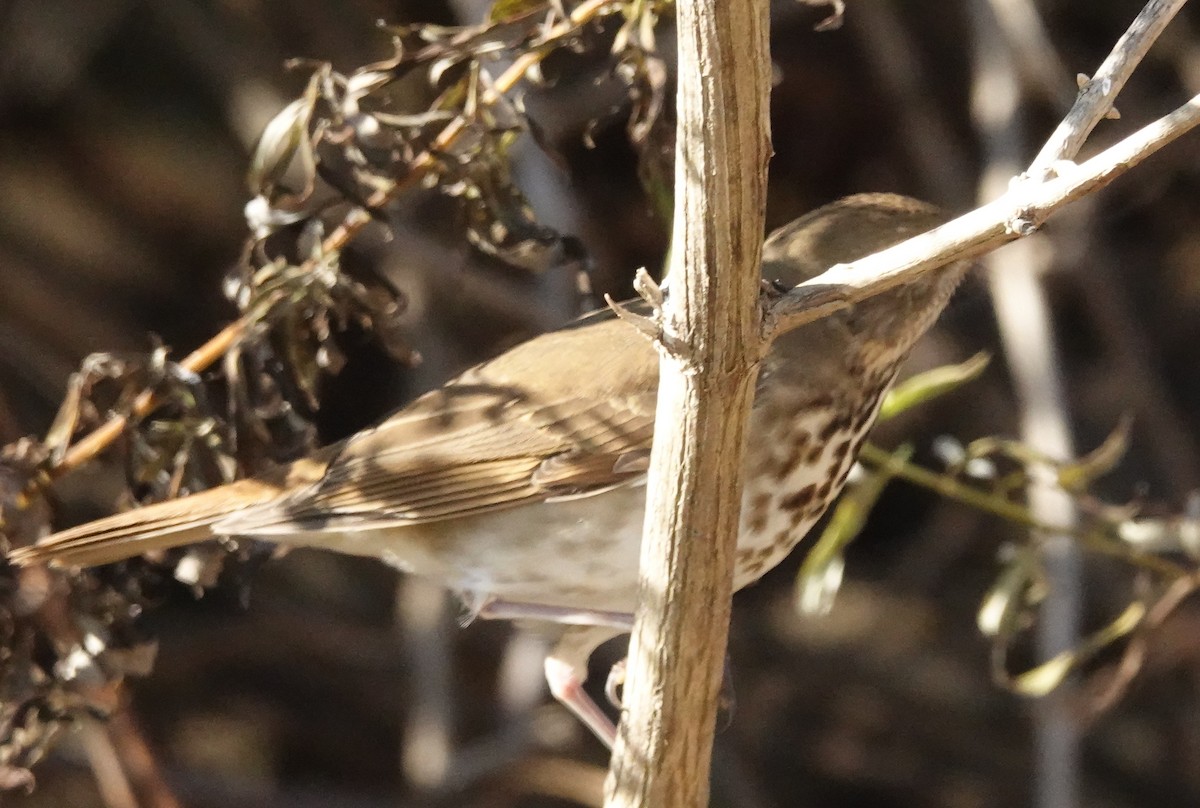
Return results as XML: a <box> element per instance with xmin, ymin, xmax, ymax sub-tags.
<box><xmin>42</xmin><ymin>0</ymin><xmax>621</xmax><ymax>482</ymax></box>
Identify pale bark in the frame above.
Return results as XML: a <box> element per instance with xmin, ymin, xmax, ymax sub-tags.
<box><xmin>602</xmin><ymin>0</ymin><xmax>771</xmax><ymax>805</ymax></box>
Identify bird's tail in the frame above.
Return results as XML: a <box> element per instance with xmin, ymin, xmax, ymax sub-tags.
<box><xmin>8</xmin><ymin>454</ymin><xmax>332</xmax><ymax>569</ymax></box>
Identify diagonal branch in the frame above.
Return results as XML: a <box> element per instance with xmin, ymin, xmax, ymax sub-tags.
<box><xmin>1030</xmin><ymin>0</ymin><xmax>1189</xmax><ymax>170</ymax></box>
<box><xmin>761</xmin><ymin>90</ymin><xmax>1200</xmax><ymax>345</ymax></box>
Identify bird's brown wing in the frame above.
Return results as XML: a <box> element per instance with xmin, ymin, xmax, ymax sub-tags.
<box><xmin>223</xmin><ymin>383</ymin><xmax>658</xmax><ymax>534</ymax></box>
<box><xmin>221</xmin><ymin>308</ymin><xmax>662</xmax><ymax>535</ymax></box>
<box><xmin>14</xmin><ymin>305</ymin><xmax>660</xmax><ymax>565</ymax></box>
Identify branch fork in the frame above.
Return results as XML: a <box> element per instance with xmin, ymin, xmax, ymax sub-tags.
<box><xmin>603</xmin><ymin>267</ymin><xmax>665</xmax><ymax>343</ymax></box>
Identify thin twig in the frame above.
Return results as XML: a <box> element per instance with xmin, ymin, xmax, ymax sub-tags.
<box><xmin>985</xmin><ymin>0</ymin><xmax>1076</xmax><ymax>111</ymax></box>
<box><xmin>761</xmin><ymin>90</ymin><xmax>1200</xmax><ymax>344</ymax></box>
<box><xmin>50</xmin><ymin>316</ymin><xmax>250</xmax><ymax>479</ymax></box>
<box><xmin>1069</xmin><ymin>217</ymin><xmax>1200</xmax><ymax>494</ymax></box>
<box><xmin>103</xmin><ymin>705</ymin><xmax>185</xmax><ymax>808</ymax></box>
<box><xmin>1029</xmin><ymin>0</ymin><xmax>1189</xmax><ymax>170</ymax></box>
<box><xmin>79</xmin><ymin>720</ymin><xmax>138</xmax><ymax>808</ymax></box>
<box><xmin>856</xmin><ymin>444</ymin><xmax>1190</xmax><ymax>580</ymax></box>
<box><xmin>846</xmin><ymin>0</ymin><xmax>975</xmax><ymax>204</ymax></box>
<box><xmin>396</xmin><ymin>578</ymin><xmax>454</xmax><ymax>791</ymax></box>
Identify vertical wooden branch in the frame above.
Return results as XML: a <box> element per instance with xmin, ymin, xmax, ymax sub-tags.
<box><xmin>603</xmin><ymin>0</ymin><xmax>771</xmax><ymax>806</ymax></box>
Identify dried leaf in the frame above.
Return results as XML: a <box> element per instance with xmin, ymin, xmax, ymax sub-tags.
<box><xmin>247</xmin><ymin>70</ymin><xmax>324</xmax><ymax>199</ymax></box>
<box><xmin>0</xmin><ymin>766</ymin><xmax>34</xmax><ymax>793</ymax></box>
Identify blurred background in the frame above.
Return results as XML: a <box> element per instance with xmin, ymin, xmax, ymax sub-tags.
<box><xmin>2</xmin><ymin>0</ymin><xmax>1200</xmax><ymax>806</ymax></box>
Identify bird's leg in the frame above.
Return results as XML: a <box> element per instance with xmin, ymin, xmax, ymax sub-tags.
<box><xmin>470</xmin><ymin>600</ymin><xmax>635</xmax><ymax>747</ymax></box>
<box><xmin>463</xmin><ymin>598</ymin><xmax>630</xmax><ymax>745</ymax></box>
<box><xmin>545</xmin><ymin>625</ymin><xmax>623</xmax><ymax>748</ymax></box>
<box><xmin>474</xmin><ymin>599</ymin><xmax>736</xmax><ymax>745</ymax></box>
<box><xmin>475</xmin><ymin>598</ymin><xmax>634</xmax><ymax>631</ymax></box>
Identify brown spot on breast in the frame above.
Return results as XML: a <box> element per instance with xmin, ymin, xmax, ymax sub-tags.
<box><xmin>831</xmin><ymin>439</ymin><xmax>851</xmax><ymax>463</ymax></box>
<box><xmin>775</xmin><ymin>432</ymin><xmax>812</xmax><ymax>480</ymax></box>
<box><xmin>741</xmin><ymin>559</ymin><xmax>766</xmax><ymax>576</ymax></box>
<box><xmin>773</xmin><ymin>457</ymin><xmax>796</xmax><ymax>482</ymax></box>
<box><xmin>781</xmin><ymin>484</ymin><xmax>817</xmax><ymax>511</ymax></box>
<box><xmin>765</xmin><ymin>456</ymin><xmax>783</xmax><ymax>480</ymax></box>
<box><xmin>748</xmin><ymin>492</ymin><xmax>772</xmax><ymax>530</ymax></box>
<box><xmin>818</xmin><ymin>415</ymin><xmax>852</xmax><ymax>443</ymax></box>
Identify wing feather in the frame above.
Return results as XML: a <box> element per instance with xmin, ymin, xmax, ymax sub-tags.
<box><xmin>222</xmin><ymin>315</ymin><xmax>661</xmax><ymax>537</ymax></box>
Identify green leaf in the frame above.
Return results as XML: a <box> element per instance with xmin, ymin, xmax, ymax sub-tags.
<box><xmin>1057</xmin><ymin>414</ymin><xmax>1133</xmax><ymax>492</ymax></box>
<box><xmin>795</xmin><ymin>444</ymin><xmax>913</xmax><ymax>616</ymax></box>
<box><xmin>878</xmin><ymin>352</ymin><xmax>990</xmax><ymax>422</ymax></box>
<box><xmin>1000</xmin><ymin>601</ymin><xmax>1145</xmax><ymax>697</ymax></box>
<box><xmin>977</xmin><ymin>544</ymin><xmax>1042</xmax><ymax>638</ymax></box>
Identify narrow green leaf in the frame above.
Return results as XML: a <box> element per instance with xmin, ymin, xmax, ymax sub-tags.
<box><xmin>977</xmin><ymin>544</ymin><xmax>1042</xmax><ymax>638</ymax></box>
<box><xmin>795</xmin><ymin>444</ymin><xmax>913</xmax><ymax>616</ymax></box>
<box><xmin>878</xmin><ymin>352</ymin><xmax>990</xmax><ymax>422</ymax></box>
<box><xmin>1057</xmin><ymin>414</ymin><xmax>1133</xmax><ymax>492</ymax></box>
<box><xmin>1001</xmin><ymin>601</ymin><xmax>1145</xmax><ymax>697</ymax></box>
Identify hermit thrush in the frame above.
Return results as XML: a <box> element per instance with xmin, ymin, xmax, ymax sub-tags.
<box><xmin>11</xmin><ymin>193</ymin><xmax>965</xmax><ymax>746</ymax></box>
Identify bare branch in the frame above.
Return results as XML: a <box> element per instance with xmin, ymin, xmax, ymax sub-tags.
<box><xmin>762</xmin><ymin>91</ymin><xmax>1200</xmax><ymax>344</ymax></box>
<box><xmin>1030</xmin><ymin>0</ymin><xmax>1188</xmax><ymax>171</ymax></box>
